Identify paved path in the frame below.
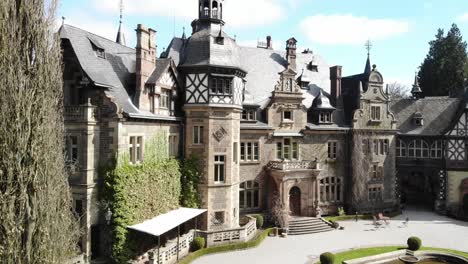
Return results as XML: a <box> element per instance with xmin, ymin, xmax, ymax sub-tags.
<box><xmin>193</xmin><ymin>208</ymin><xmax>468</xmax><ymax>264</ymax></box>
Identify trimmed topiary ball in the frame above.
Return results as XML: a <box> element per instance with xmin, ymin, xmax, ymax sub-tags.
<box><xmin>320</xmin><ymin>252</ymin><xmax>335</xmax><ymax>264</ymax></box>
<box><xmin>190</xmin><ymin>237</ymin><xmax>205</xmax><ymax>252</ymax></box>
<box><xmin>255</xmin><ymin>214</ymin><xmax>264</xmax><ymax>229</ymax></box>
<box><xmin>407</xmin><ymin>236</ymin><xmax>422</xmax><ymax>251</ymax></box>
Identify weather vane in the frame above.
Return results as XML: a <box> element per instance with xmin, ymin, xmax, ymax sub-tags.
<box><xmin>365</xmin><ymin>40</ymin><xmax>372</xmax><ymax>56</ymax></box>
<box><xmin>119</xmin><ymin>0</ymin><xmax>124</xmax><ymax>23</ymax></box>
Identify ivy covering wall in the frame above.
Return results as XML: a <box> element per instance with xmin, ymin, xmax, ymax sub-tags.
<box><xmin>102</xmin><ymin>134</ymin><xmax>181</xmax><ymax>263</ymax></box>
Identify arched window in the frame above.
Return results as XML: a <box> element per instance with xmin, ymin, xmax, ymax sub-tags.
<box><xmin>408</xmin><ymin>140</ymin><xmax>429</xmax><ymax>158</ymax></box>
<box><xmin>319</xmin><ymin>177</ymin><xmax>342</xmax><ymax>202</ymax></box>
<box><xmin>239</xmin><ymin>181</ymin><xmax>260</xmax><ymax>210</ymax></box>
<box><xmin>431</xmin><ymin>140</ymin><xmax>443</xmax><ymax>159</ymax></box>
<box><xmin>396</xmin><ymin>139</ymin><xmax>406</xmax><ymax>157</ymax></box>
<box><xmin>212</xmin><ymin>1</ymin><xmax>218</xmax><ymax>8</ymax></box>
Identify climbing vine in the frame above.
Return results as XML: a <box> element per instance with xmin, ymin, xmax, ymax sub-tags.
<box><xmin>102</xmin><ymin>133</ymin><xmax>181</xmax><ymax>263</ymax></box>
<box><xmin>180</xmin><ymin>155</ymin><xmax>202</xmax><ymax>209</ymax></box>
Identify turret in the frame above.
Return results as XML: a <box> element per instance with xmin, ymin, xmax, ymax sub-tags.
<box><xmin>199</xmin><ymin>0</ymin><xmax>224</xmax><ymax>22</ymax></box>
<box><xmin>411</xmin><ymin>72</ymin><xmax>423</xmax><ymax>99</ymax></box>
<box><xmin>286</xmin><ymin>38</ymin><xmax>297</xmax><ymax>72</ymax></box>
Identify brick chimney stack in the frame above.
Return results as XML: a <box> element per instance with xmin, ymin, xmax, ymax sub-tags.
<box><xmin>330</xmin><ymin>65</ymin><xmax>342</xmax><ymax>107</ymax></box>
<box><xmin>266</xmin><ymin>36</ymin><xmax>273</xmax><ymax>49</ymax></box>
<box><xmin>135</xmin><ymin>24</ymin><xmax>156</xmax><ymax>110</ymax></box>
<box><xmin>286</xmin><ymin>37</ymin><xmax>297</xmax><ymax>72</ymax></box>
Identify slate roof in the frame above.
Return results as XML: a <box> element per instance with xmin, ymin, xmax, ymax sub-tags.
<box><xmin>60</xmin><ymin>24</ymin><xmax>139</xmax><ymax>115</ymax></box>
<box><xmin>390</xmin><ymin>97</ymin><xmax>462</xmax><ymax>136</ymax></box>
<box><xmin>166</xmin><ymin>35</ymin><xmax>331</xmax><ymax>109</ymax></box>
<box><xmin>147</xmin><ymin>58</ymin><xmax>171</xmax><ymax>84</ymax></box>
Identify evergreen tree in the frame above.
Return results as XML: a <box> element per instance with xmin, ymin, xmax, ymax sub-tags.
<box><xmin>418</xmin><ymin>24</ymin><xmax>467</xmax><ymax>97</ymax></box>
<box><xmin>0</xmin><ymin>0</ymin><xmax>79</xmax><ymax>263</ymax></box>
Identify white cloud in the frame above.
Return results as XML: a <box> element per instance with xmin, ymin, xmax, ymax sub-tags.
<box><xmin>299</xmin><ymin>14</ymin><xmax>410</xmax><ymax>45</ymax></box>
<box><xmin>93</xmin><ymin>0</ymin><xmax>288</xmax><ymax>28</ymax></box>
<box><xmin>458</xmin><ymin>12</ymin><xmax>468</xmax><ymax>22</ymax></box>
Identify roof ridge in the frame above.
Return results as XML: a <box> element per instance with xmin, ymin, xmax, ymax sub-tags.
<box><xmin>63</xmin><ymin>24</ymin><xmax>135</xmax><ymax>51</ymax></box>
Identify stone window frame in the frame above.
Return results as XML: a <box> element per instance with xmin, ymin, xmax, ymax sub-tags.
<box><xmin>282</xmin><ymin>110</ymin><xmax>294</xmax><ymax>122</ymax></box>
<box><xmin>240</xmin><ymin>141</ymin><xmax>260</xmax><ymax>163</ymax></box>
<box><xmin>368</xmin><ymin>185</ymin><xmax>383</xmax><ymax>201</ymax></box>
<box><xmin>168</xmin><ymin>134</ymin><xmax>179</xmax><ymax>157</ymax></box>
<box><xmin>209</xmin><ymin>76</ymin><xmax>232</xmax><ymax>96</ymax></box>
<box><xmin>276</xmin><ymin>138</ymin><xmax>299</xmax><ymax>161</ymax></box>
<box><xmin>214</xmin><ymin>155</ymin><xmax>226</xmax><ymax>183</ymax></box>
<box><xmin>129</xmin><ymin>136</ymin><xmax>144</xmax><ymax>164</ymax></box>
<box><xmin>213</xmin><ymin>211</ymin><xmax>225</xmax><ymax>225</ymax></box>
<box><xmin>160</xmin><ymin>88</ymin><xmax>171</xmax><ymax>109</ymax></box>
<box><xmin>319</xmin><ymin>176</ymin><xmax>342</xmax><ymax>203</ymax></box>
<box><xmin>241</xmin><ymin>109</ymin><xmax>257</xmax><ymax>121</ymax></box>
<box><xmin>370</xmin><ymin>105</ymin><xmax>382</xmax><ymax>122</ymax></box>
<box><xmin>370</xmin><ymin>163</ymin><xmax>383</xmax><ymax>181</ymax></box>
<box><xmin>327</xmin><ymin>141</ymin><xmax>337</xmax><ymax>160</ymax></box>
<box><xmin>239</xmin><ymin>181</ymin><xmax>260</xmax><ymax>210</ymax></box>
<box><xmin>65</xmin><ymin>134</ymin><xmax>79</xmax><ymax>164</ymax></box>
<box><xmin>319</xmin><ymin>112</ymin><xmax>332</xmax><ymax>124</ymax></box>
<box><xmin>193</xmin><ymin>125</ymin><xmax>204</xmax><ymax>145</ymax></box>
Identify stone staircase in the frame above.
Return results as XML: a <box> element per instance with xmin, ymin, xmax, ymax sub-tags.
<box><xmin>287</xmin><ymin>217</ymin><xmax>334</xmax><ymax>235</ymax></box>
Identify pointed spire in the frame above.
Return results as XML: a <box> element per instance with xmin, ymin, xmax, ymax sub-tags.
<box><xmin>116</xmin><ymin>0</ymin><xmax>126</xmax><ymax>46</ymax></box>
<box><xmin>364</xmin><ymin>40</ymin><xmax>372</xmax><ymax>75</ymax></box>
<box><xmin>181</xmin><ymin>27</ymin><xmax>186</xmax><ymax>40</ymax></box>
<box><xmin>411</xmin><ymin>71</ymin><xmax>423</xmax><ymax>99</ymax></box>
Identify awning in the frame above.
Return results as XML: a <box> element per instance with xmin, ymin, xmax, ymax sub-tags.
<box><xmin>128</xmin><ymin>208</ymin><xmax>207</xmax><ymax>237</ymax></box>
<box><xmin>273</xmin><ymin>132</ymin><xmax>303</xmax><ymax>137</ymax></box>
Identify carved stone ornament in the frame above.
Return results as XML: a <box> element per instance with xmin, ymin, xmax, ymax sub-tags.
<box><xmin>213</xmin><ymin>127</ymin><xmax>228</xmax><ymax>142</ymax></box>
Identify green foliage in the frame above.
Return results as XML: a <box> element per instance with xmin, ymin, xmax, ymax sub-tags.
<box><xmin>190</xmin><ymin>237</ymin><xmax>205</xmax><ymax>252</ymax></box>
<box><xmin>102</xmin><ymin>133</ymin><xmax>181</xmax><ymax>263</ymax></box>
<box><xmin>338</xmin><ymin>207</ymin><xmax>345</xmax><ymax>216</ymax></box>
<box><xmin>419</xmin><ymin>24</ymin><xmax>468</xmax><ymax>97</ymax></box>
<box><xmin>319</xmin><ymin>252</ymin><xmax>335</xmax><ymax>264</ymax></box>
<box><xmin>0</xmin><ymin>0</ymin><xmax>80</xmax><ymax>262</ymax></box>
<box><xmin>407</xmin><ymin>236</ymin><xmax>422</xmax><ymax>251</ymax></box>
<box><xmin>254</xmin><ymin>215</ymin><xmax>264</xmax><ymax>229</ymax></box>
<box><xmin>180</xmin><ymin>155</ymin><xmax>201</xmax><ymax>208</ymax></box>
<box><xmin>329</xmin><ymin>220</ymin><xmax>340</xmax><ymax>229</ymax></box>
<box><xmin>179</xmin><ymin>228</ymin><xmax>273</xmax><ymax>264</ymax></box>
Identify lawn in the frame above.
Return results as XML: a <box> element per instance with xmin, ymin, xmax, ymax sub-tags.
<box><xmin>315</xmin><ymin>246</ymin><xmax>468</xmax><ymax>264</ymax></box>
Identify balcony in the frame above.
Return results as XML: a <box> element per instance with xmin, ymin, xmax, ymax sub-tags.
<box><xmin>64</xmin><ymin>105</ymin><xmax>98</xmax><ymax>123</ymax></box>
<box><xmin>268</xmin><ymin>160</ymin><xmax>320</xmax><ymax>171</ymax></box>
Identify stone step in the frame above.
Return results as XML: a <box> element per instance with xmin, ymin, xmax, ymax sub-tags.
<box><xmin>288</xmin><ymin>227</ymin><xmax>334</xmax><ymax>235</ymax></box>
<box><xmin>287</xmin><ymin>217</ymin><xmax>334</xmax><ymax>236</ymax></box>
<box><xmin>288</xmin><ymin>222</ymin><xmax>327</xmax><ymax>229</ymax></box>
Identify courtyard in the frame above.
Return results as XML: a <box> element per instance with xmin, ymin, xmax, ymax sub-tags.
<box><xmin>192</xmin><ymin>208</ymin><xmax>468</xmax><ymax>264</ymax></box>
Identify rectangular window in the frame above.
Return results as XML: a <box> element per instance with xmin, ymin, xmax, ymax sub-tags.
<box><xmin>276</xmin><ymin>142</ymin><xmax>282</xmax><ymax>160</ymax></box>
<box><xmin>320</xmin><ymin>112</ymin><xmax>331</xmax><ymax>123</ymax></box>
<box><xmin>283</xmin><ymin>111</ymin><xmax>293</xmax><ymax>121</ymax></box>
<box><xmin>384</xmin><ymin>139</ymin><xmax>389</xmax><ymax>154</ymax></box>
<box><xmin>240</xmin><ymin>142</ymin><xmax>259</xmax><ymax>162</ymax></box>
<box><xmin>374</xmin><ymin>139</ymin><xmax>379</xmax><ymax>155</ymax></box>
<box><xmin>362</xmin><ymin>139</ymin><xmax>368</xmax><ymax>154</ymax></box>
<box><xmin>160</xmin><ymin>89</ymin><xmax>170</xmax><ymax>109</ymax></box>
<box><xmin>129</xmin><ymin>136</ymin><xmax>143</xmax><ymax>164</ymax></box>
<box><xmin>193</xmin><ymin>126</ymin><xmax>204</xmax><ymax>144</ymax></box>
<box><xmin>67</xmin><ymin>136</ymin><xmax>79</xmax><ymax>162</ymax></box>
<box><xmin>214</xmin><ymin>155</ymin><xmax>225</xmax><ymax>183</ymax></box>
<box><xmin>214</xmin><ymin>211</ymin><xmax>225</xmax><ymax>225</ymax></box>
<box><xmin>75</xmin><ymin>200</ymin><xmax>83</xmax><ymax>217</ymax></box>
<box><xmin>380</xmin><ymin>139</ymin><xmax>384</xmax><ymax>155</ymax></box>
<box><xmin>370</xmin><ymin>105</ymin><xmax>381</xmax><ymax>121</ymax></box>
<box><xmin>368</xmin><ymin>187</ymin><xmax>383</xmax><ymax>201</ymax></box>
<box><xmin>372</xmin><ymin>164</ymin><xmax>378</xmax><ymax>180</ymax></box>
<box><xmin>292</xmin><ymin>142</ymin><xmax>299</xmax><ymax>160</ymax></box>
<box><xmin>283</xmin><ymin>138</ymin><xmax>291</xmax><ymax>160</ymax></box>
<box><xmin>328</xmin><ymin>141</ymin><xmax>337</xmax><ymax>159</ymax></box>
<box><xmin>149</xmin><ymin>94</ymin><xmax>155</xmax><ymax>113</ymax></box>
<box><xmin>169</xmin><ymin>135</ymin><xmax>178</xmax><ymax>157</ymax></box>
<box><xmin>210</xmin><ymin>77</ymin><xmax>232</xmax><ymax>95</ymax></box>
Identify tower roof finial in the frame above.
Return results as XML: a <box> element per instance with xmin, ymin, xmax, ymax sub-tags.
<box><xmin>116</xmin><ymin>0</ymin><xmax>126</xmax><ymax>45</ymax></box>
<box><xmin>411</xmin><ymin>70</ymin><xmax>423</xmax><ymax>99</ymax></box>
<box><xmin>364</xmin><ymin>39</ymin><xmax>372</xmax><ymax>74</ymax></box>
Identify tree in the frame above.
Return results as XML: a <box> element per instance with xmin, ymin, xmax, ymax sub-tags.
<box><xmin>387</xmin><ymin>82</ymin><xmax>410</xmax><ymax>100</ymax></box>
<box><xmin>0</xmin><ymin>0</ymin><xmax>79</xmax><ymax>263</ymax></box>
<box><xmin>418</xmin><ymin>24</ymin><xmax>467</xmax><ymax>97</ymax></box>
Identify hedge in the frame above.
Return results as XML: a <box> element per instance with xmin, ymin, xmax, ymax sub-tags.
<box><xmin>179</xmin><ymin>228</ymin><xmax>273</xmax><ymax>264</ymax></box>
<box><xmin>319</xmin><ymin>252</ymin><xmax>335</xmax><ymax>264</ymax></box>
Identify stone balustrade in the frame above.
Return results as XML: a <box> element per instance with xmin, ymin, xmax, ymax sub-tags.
<box><xmin>196</xmin><ymin>216</ymin><xmax>257</xmax><ymax>247</ymax></box>
<box><xmin>268</xmin><ymin>160</ymin><xmax>320</xmax><ymax>171</ymax></box>
<box><xmin>64</xmin><ymin>105</ymin><xmax>97</xmax><ymax>123</ymax></box>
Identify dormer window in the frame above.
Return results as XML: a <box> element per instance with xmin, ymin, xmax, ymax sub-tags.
<box><xmin>319</xmin><ymin>112</ymin><xmax>332</xmax><ymax>123</ymax></box>
<box><xmin>89</xmin><ymin>38</ymin><xmax>106</xmax><ymax>59</ymax></box>
<box><xmin>242</xmin><ymin>109</ymin><xmax>256</xmax><ymax>121</ymax></box>
<box><xmin>413</xmin><ymin>112</ymin><xmax>424</xmax><ymax>126</ymax></box>
<box><xmin>301</xmin><ymin>81</ymin><xmax>309</xmax><ymax>89</ymax></box>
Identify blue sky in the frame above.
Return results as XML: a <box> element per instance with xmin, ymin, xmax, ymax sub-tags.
<box><xmin>58</xmin><ymin>0</ymin><xmax>468</xmax><ymax>86</ymax></box>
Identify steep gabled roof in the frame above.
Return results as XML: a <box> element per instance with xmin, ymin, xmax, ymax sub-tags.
<box><xmin>59</xmin><ymin>24</ymin><xmax>139</xmax><ymax>115</ymax></box>
<box><xmin>390</xmin><ymin>97</ymin><xmax>462</xmax><ymax>136</ymax></box>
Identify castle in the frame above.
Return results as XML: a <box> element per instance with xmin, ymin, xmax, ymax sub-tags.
<box><xmin>60</xmin><ymin>0</ymin><xmax>468</xmax><ymax>260</ymax></box>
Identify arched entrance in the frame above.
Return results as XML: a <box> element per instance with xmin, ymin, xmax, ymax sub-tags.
<box><xmin>401</xmin><ymin>171</ymin><xmax>437</xmax><ymax>209</ymax></box>
<box><xmin>289</xmin><ymin>187</ymin><xmax>301</xmax><ymax>216</ymax></box>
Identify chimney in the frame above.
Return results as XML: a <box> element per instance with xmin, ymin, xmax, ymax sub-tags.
<box><xmin>330</xmin><ymin>66</ymin><xmax>342</xmax><ymax>107</ymax></box>
<box><xmin>266</xmin><ymin>36</ymin><xmax>273</xmax><ymax>49</ymax></box>
<box><xmin>286</xmin><ymin>38</ymin><xmax>297</xmax><ymax>72</ymax></box>
<box><xmin>135</xmin><ymin>24</ymin><xmax>157</xmax><ymax>110</ymax></box>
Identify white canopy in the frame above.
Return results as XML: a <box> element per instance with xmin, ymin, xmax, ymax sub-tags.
<box><xmin>128</xmin><ymin>208</ymin><xmax>207</xmax><ymax>237</ymax></box>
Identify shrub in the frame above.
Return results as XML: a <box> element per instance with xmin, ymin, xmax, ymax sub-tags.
<box><xmin>407</xmin><ymin>236</ymin><xmax>422</xmax><ymax>251</ymax></box>
<box><xmin>254</xmin><ymin>215</ymin><xmax>264</xmax><ymax>229</ymax></box>
<box><xmin>320</xmin><ymin>252</ymin><xmax>335</xmax><ymax>264</ymax></box>
<box><xmin>329</xmin><ymin>220</ymin><xmax>340</xmax><ymax>229</ymax></box>
<box><xmin>190</xmin><ymin>237</ymin><xmax>205</xmax><ymax>252</ymax></box>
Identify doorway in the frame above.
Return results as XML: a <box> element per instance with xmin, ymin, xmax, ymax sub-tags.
<box><xmin>289</xmin><ymin>187</ymin><xmax>301</xmax><ymax>216</ymax></box>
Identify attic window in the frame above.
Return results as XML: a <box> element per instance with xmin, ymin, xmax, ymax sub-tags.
<box><xmin>319</xmin><ymin>112</ymin><xmax>332</xmax><ymax>124</ymax></box>
<box><xmin>414</xmin><ymin>113</ymin><xmax>424</xmax><ymax>126</ymax></box>
<box><xmin>215</xmin><ymin>36</ymin><xmax>224</xmax><ymax>45</ymax></box>
<box><xmin>89</xmin><ymin>39</ymin><xmax>106</xmax><ymax>59</ymax></box>
<box><xmin>307</xmin><ymin>61</ymin><xmax>318</xmax><ymax>72</ymax></box>
<box><xmin>301</xmin><ymin>81</ymin><xmax>309</xmax><ymax>89</ymax></box>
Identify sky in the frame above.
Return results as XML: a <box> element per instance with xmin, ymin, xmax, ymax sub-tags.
<box><xmin>58</xmin><ymin>0</ymin><xmax>468</xmax><ymax>87</ymax></box>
